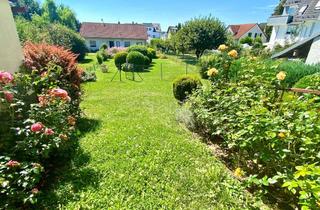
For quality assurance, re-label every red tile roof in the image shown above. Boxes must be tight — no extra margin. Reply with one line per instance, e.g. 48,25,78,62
80,22,148,40
228,24,257,39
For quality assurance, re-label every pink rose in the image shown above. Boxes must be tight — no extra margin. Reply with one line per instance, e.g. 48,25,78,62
0,71,14,84
50,88,69,100
44,128,54,136
4,91,14,103
31,188,39,194
31,122,44,132
6,160,20,168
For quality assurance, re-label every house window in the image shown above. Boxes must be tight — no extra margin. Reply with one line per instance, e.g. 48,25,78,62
152,35,156,38
299,5,308,15
316,1,320,10
254,33,258,38
116,41,121,47
89,40,97,48
248,33,252,37
124,41,130,47
260,33,262,37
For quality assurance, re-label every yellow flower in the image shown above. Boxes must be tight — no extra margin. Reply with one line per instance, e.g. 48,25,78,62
276,71,286,81
317,200,320,207
278,132,286,138
228,50,238,58
207,68,219,77
218,44,228,52
234,167,244,178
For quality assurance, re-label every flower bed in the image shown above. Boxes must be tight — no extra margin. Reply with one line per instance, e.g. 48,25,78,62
0,43,82,208
186,45,320,209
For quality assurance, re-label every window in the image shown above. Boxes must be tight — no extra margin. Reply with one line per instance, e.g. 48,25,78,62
254,33,258,38
248,32,252,37
316,1,320,9
152,35,156,38
116,41,121,47
299,5,308,15
124,41,130,47
260,33,262,37
89,40,97,48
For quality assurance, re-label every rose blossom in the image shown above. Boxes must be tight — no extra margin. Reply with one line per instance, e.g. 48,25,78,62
31,122,44,132
31,188,39,194
67,116,76,126
0,71,14,84
50,88,70,101
6,160,20,168
44,128,54,136
4,91,14,103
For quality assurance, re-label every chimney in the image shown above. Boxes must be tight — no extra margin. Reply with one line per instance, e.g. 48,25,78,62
118,21,120,24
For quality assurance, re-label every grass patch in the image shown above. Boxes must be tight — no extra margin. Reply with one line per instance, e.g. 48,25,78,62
39,55,266,209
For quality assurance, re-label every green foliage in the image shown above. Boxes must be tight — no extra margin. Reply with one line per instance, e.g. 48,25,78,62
198,54,221,79
100,43,108,51
294,73,320,90
42,0,59,23
150,38,166,52
240,36,254,45
279,61,320,87
273,0,286,15
114,52,128,69
13,0,42,20
144,56,151,66
96,49,109,65
147,48,157,59
173,75,202,102
126,51,146,71
173,16,227,58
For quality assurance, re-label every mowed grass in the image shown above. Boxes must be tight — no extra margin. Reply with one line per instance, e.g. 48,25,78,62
40,54,263,209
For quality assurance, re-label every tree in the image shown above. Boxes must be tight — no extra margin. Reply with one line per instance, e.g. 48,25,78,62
240,36,254,45
175,16,227,58
42,0,59,23
273,0,286,15
57,5,80,31
13,0,42,20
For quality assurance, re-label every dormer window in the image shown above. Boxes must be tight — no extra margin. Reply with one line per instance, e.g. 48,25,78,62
315,1,320,9
299,5,308,15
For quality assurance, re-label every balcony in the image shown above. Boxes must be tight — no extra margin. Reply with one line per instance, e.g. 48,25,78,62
267,15,293,26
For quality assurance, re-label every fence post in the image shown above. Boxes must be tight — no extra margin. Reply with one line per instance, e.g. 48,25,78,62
186,63,188,75
161,63,163,80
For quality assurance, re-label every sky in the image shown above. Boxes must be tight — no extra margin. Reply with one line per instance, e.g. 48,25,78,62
42,0,279,30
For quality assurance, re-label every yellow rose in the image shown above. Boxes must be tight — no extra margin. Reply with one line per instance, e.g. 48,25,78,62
207,68,219,77
218,44,228,52
234,167,244,178
228,50,238,58
278,132,286,138
277,71,286,81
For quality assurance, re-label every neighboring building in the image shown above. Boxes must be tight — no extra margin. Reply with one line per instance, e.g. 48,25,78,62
80,22,148,51
0,0,23,73
167,26,178,39
267,0,320,49
227,23,268,43
143,23,162,42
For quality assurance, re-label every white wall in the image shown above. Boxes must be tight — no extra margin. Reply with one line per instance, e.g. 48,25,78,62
85,38,146,51
239,25,268,43
0,0,23,73
306,36,320,65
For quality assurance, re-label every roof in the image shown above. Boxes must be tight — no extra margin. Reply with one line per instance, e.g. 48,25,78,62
271,32,320,59
291,0,320,22
80,22,148,40
228,24,257,39
143,23,161,31
167,26,178,33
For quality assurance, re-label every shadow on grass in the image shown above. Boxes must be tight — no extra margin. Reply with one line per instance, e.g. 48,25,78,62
36,117,102,209
79,58,94,64
178,54,198,66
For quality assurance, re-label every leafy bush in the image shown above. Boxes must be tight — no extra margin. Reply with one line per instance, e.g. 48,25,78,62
114,52,128,69
81,71,97,82
126,51,146,71
96,49,109,65
147,48,157,59
198,54,221,79
128,45,152,63
106,47,126,58
240,36,254,45
173,75,202,102
279,61,320,87
23,42,83,105
144,56,151,66
100,43,108,51
294,73,320,89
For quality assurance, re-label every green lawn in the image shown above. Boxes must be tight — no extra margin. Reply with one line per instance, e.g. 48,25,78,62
40,54,265,209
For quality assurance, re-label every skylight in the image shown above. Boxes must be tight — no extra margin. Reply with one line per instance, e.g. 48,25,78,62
316,1,320,10
299,5,308,14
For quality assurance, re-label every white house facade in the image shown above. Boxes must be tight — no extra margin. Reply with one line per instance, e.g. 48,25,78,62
227,24,268,43
80,22,148,51
143,23,162,42
267,0,320,49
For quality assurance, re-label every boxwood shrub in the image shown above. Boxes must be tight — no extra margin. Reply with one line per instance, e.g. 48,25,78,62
173,75,202,102
126,51,146,71
114,52,128,69
128,45,152,63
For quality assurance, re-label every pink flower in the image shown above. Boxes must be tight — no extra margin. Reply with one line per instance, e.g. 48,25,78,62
4,91,14,103
50,88,69,100
6,160,20,168
31,122,44,132
31,188,39,194
0,71,14,84
44,128,54,136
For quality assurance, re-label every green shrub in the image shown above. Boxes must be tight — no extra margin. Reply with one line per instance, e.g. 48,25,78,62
198,54,221,79
100,43,108,51
279,61,320,87
128,45,152,63
240,36,254,45
114,52,128,69
126,51,146,71
144,56,151,66
147,48,157,59
96,49,108,65
294,73,320,89
173,75,202,102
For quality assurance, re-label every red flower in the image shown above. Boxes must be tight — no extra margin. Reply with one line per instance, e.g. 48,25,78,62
0,71,14,84
6,160,20,168
31,122,44,132
44,128,54,136
4,91,13,103
50,88,69,99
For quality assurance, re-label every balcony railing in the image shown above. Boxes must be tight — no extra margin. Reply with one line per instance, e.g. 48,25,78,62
267,15,293,26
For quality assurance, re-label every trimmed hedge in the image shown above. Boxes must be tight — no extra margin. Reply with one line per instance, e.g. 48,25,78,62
294,73,320,89
173,75,202,102
126,51,146,71
114,52,128,69
128,45,152,63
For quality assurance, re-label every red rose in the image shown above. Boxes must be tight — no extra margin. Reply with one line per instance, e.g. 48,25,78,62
4,91,13,103
44,128,54,136
31,122,44,132
6,160,20,168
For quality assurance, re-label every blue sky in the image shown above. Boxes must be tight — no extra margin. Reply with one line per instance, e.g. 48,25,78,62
46,0,279,30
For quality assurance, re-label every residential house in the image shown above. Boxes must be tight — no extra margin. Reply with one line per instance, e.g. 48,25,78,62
267,0,320,49
167,26,178,39
227,23,268,43
143,23,162,42
80,22,148,51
